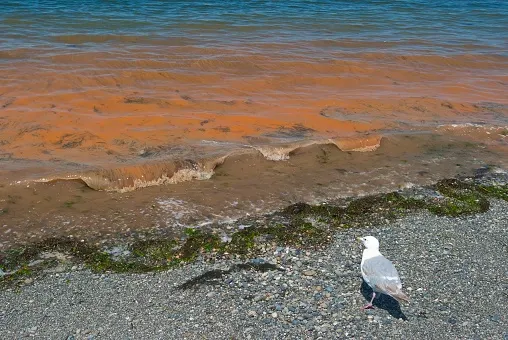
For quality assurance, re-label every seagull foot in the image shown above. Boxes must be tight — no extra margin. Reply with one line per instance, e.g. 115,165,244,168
361,303,374,310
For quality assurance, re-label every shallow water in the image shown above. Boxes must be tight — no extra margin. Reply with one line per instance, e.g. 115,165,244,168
0,1,507,245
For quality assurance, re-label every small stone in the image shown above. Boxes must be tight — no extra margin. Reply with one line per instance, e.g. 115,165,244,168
271,312,278,318
206,292,215,298
247,310,257,317
321,323,331,330
489,314,500,322
303,270,316,276
448,317,457,325
250,258,265,265
253,295,263,302
28,260,44,267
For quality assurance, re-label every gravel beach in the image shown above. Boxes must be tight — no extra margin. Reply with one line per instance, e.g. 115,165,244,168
1,198,507,339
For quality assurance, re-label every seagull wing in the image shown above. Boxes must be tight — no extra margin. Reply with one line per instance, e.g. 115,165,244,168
362,255,409,303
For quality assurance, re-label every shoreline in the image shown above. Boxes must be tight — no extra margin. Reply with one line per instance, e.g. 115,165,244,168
2,168,506,286
1,173,507,338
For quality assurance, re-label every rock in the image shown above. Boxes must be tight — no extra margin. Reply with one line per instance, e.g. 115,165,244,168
250,258,265,265
28,260,44,267
247,310,257,317
253,295,264,302
303,270,316,276
272,312,278,318
489,315,500,322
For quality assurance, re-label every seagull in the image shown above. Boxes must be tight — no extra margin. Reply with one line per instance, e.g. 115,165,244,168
359,236,409,309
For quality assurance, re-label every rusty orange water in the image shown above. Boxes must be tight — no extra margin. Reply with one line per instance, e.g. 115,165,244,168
1,42,508,248
1,48,507,183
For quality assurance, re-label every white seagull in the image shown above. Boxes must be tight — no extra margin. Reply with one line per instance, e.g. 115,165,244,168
359,236,409,309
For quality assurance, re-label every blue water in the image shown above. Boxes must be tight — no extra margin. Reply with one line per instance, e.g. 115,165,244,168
1,0,507,55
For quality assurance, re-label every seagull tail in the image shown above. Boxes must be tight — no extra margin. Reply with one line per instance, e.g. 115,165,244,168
392,291,410,304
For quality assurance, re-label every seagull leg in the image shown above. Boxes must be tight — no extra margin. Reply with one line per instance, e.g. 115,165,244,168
361,292,376,310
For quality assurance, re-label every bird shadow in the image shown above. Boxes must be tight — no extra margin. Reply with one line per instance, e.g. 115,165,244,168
360,280,408,320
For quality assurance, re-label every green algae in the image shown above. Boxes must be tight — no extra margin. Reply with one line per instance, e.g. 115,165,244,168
426,179,490,217
477,184,508,201
86,252,149,273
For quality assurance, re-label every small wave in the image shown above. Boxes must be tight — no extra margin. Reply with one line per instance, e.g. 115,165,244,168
254,135,382,160
32,136,382,192
52,34,151,45
436,123,508,138
36,158,225,192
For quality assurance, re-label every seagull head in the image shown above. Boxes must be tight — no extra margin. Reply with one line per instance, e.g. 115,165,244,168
359,236,379,250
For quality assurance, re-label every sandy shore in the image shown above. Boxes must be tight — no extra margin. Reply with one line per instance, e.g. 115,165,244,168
1,182,507,339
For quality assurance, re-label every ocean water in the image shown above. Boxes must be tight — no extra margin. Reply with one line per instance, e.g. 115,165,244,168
1,0,507,54
0,0,507,247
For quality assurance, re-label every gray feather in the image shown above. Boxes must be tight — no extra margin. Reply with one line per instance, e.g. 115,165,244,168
361,255,402,294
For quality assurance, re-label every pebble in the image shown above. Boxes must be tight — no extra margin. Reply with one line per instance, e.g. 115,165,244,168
253,295,263,302
303,270,316,276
